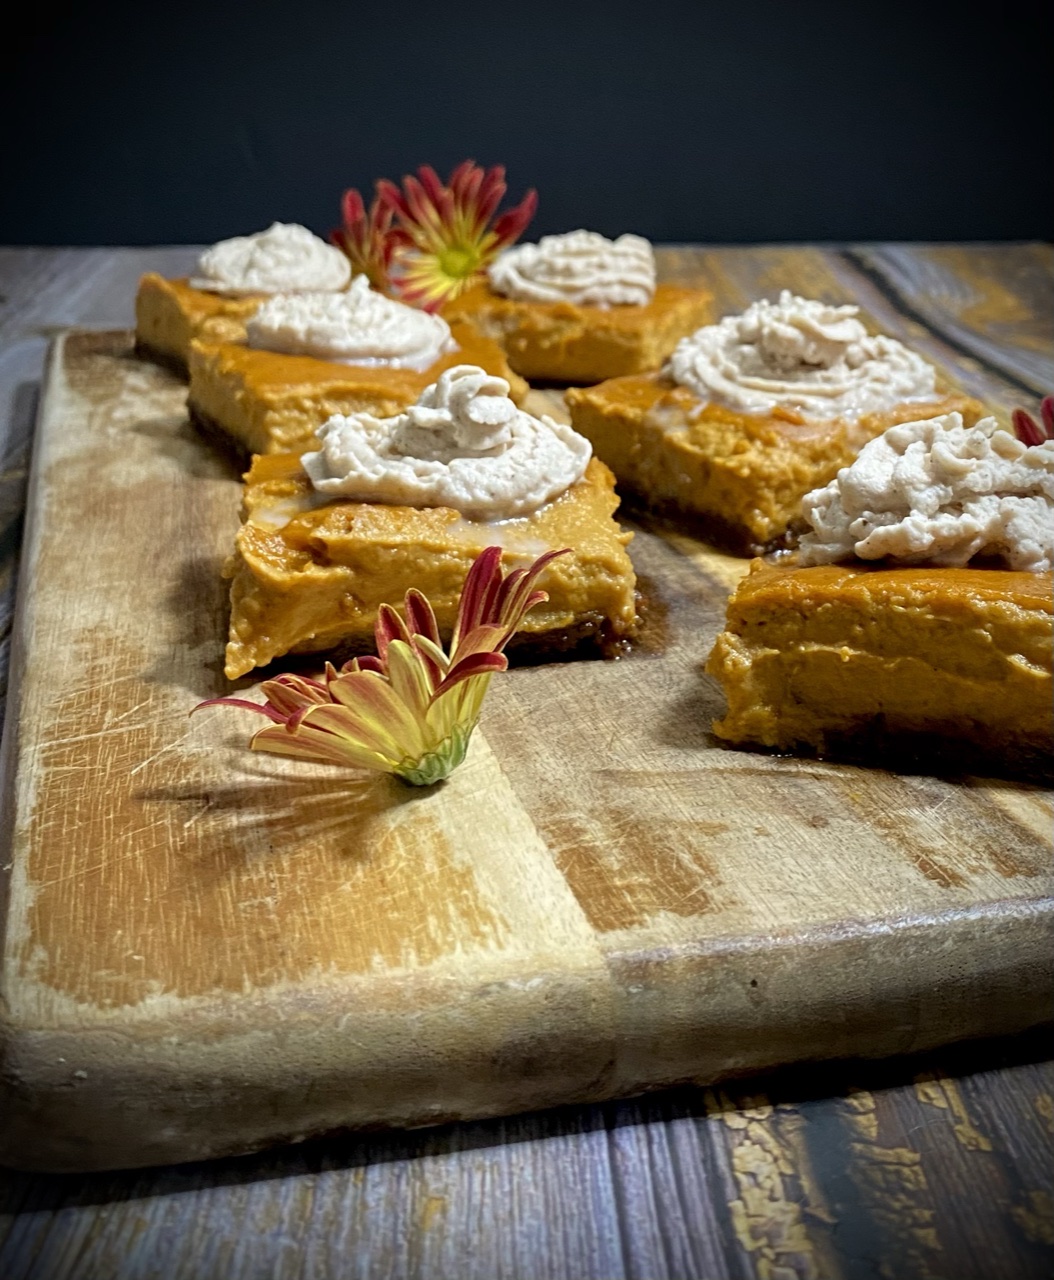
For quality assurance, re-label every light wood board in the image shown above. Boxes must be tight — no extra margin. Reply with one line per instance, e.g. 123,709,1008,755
0,325,1050,1174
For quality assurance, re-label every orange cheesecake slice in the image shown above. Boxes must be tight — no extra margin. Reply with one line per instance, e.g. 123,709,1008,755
443,282,714,384
134,274,266,377
567,378,985,553
187,322,528,459
706,560,1054,778
224,454,638,679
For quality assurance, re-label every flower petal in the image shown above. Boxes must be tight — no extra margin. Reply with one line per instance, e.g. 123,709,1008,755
193,696,284,723
448,622,507,664
355,655,386,675
375,603,411,662
331,186,399,292
412,634,450,675
492,189,539,249
384,639,434,721
451,546,503,650
496,549,567,622
341,187,366,227
321,672,429,758
300,700,407,762
405,588,441,647
432,650,507,699
1013,407,1045,447
250,721,393,772
260,674,330,716
426,675,491,742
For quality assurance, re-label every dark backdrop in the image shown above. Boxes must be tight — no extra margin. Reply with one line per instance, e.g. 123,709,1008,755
3,0,1052,246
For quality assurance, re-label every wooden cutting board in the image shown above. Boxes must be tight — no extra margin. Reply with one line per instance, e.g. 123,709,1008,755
1,327,1050,1174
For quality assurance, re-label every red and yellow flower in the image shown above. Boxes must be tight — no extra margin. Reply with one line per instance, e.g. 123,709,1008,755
332,161,536,310
197,547,565,786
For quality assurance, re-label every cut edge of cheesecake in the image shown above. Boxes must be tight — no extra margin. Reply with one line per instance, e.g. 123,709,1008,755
705,559,1054,782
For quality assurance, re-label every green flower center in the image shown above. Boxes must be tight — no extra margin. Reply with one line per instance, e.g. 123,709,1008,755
437,245,479,280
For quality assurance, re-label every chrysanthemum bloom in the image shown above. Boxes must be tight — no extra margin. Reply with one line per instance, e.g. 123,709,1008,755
376,161,537,311
196,546,566,786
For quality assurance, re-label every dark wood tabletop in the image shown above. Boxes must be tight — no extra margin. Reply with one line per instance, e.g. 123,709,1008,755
0,244,1051,1280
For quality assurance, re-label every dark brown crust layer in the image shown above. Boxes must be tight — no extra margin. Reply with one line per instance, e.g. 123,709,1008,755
505,613,633,662
187,402,254,468
409,615,626,663
619,492,797,557
710,718,1054,786
134,339,189,380
227,616,628,688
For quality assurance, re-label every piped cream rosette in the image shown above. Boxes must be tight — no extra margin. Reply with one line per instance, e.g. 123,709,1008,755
668,291,937,421
489,229,656,307
246,276,457,371
799,412,1054,571
302,365,593,521
191,222,351,295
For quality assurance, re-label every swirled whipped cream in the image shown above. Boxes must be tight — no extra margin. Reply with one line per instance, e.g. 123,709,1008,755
246,276,457,370
191,222,351,295
302,364,592,520
668,291,937,421
798,413,1054,571
488,230,656,307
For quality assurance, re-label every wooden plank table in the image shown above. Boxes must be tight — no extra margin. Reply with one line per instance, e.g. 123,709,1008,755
1,245,1052,1278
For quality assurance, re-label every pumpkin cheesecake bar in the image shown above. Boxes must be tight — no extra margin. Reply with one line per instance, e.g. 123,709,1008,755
706,412,1054,777
444,231,713,383
567,378,982,553
223,366,637,679
135,222,353,377
567,292,985,553
445,281,714,384
189,320,526,459
707,561,1053,776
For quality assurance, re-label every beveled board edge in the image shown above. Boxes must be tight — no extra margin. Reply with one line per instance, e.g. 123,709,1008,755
0,334,65,944
2,893,1050,1172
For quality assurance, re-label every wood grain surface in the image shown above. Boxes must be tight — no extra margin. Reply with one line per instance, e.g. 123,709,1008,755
0,246,1052,1278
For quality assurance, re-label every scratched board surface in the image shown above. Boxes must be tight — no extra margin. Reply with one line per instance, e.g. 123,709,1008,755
0,249,1051,1176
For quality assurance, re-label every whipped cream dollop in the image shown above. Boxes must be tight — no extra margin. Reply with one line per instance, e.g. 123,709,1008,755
302,364,592,520
488,229,656,307
798,413,1054,571
667,291,937,420
246,276,457,370
191,222,351,295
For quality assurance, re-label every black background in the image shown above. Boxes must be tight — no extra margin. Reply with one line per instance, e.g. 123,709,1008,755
3,0,1051,246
